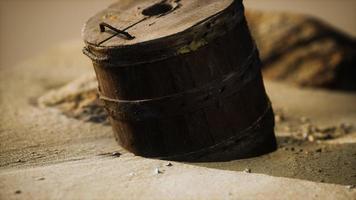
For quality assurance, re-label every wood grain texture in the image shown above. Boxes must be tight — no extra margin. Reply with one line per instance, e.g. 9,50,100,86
83,0,277,161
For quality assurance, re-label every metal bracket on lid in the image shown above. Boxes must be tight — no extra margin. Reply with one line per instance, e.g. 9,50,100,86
96,1,181,46
98,22,136,45
99,23,135,40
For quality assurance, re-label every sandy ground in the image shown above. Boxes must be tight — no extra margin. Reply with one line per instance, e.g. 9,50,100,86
0,40,355,199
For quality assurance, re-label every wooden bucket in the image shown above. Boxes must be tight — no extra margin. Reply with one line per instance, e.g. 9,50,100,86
83,0,277,161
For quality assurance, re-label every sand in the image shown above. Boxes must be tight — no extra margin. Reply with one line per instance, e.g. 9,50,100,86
0,40,355,199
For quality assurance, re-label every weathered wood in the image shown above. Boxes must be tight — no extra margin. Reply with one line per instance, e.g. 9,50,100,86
83,0,277,161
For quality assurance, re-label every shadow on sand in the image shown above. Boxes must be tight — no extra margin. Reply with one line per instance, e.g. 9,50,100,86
190,136,356,186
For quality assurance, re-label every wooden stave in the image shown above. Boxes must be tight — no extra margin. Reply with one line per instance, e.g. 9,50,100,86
85,1,277,160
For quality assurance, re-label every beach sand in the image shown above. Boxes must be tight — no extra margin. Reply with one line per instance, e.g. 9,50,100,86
0,40,355,199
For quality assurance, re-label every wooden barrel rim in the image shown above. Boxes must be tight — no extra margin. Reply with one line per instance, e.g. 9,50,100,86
83,0,244,66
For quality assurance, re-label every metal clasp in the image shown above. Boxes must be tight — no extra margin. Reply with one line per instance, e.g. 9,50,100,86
98,22,135,45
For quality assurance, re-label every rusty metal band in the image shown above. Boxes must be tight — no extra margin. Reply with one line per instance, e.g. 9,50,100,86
83,1,245,66
100,44,261,121
159,99,274,161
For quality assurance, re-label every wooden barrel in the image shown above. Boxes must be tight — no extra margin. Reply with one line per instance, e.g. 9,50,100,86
82,0,277,161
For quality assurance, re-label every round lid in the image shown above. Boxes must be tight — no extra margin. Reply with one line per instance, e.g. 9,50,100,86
82,0,242,65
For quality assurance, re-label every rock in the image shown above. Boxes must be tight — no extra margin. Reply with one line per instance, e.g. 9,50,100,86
38,74,108,124
154,168,162,175
296,122,353,142
246,10,356,91
274,114,284,123
346,185,355,190
308,135,315,142
243,168,251,173
338,123,353,134
111,152,122,157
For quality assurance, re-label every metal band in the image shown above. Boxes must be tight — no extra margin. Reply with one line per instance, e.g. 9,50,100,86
100,45,261,121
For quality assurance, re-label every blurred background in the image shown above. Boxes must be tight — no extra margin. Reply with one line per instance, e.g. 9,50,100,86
0,0,355,69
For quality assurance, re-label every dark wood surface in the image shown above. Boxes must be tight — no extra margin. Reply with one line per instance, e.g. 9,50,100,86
84,0,276,161
83,0,234,47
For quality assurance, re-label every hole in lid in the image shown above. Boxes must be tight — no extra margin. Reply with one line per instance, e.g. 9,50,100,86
142,2,173,16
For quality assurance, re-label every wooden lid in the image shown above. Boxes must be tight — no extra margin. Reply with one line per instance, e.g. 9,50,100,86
83,0,243,66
